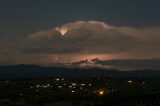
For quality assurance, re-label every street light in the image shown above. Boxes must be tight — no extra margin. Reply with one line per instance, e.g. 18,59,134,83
99,90,104,96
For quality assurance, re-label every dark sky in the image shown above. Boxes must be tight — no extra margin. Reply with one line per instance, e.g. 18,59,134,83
0,0,160,65
1,0,160,38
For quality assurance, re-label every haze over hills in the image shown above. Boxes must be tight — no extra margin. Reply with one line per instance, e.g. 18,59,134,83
0,58,160,78
68,58,160,71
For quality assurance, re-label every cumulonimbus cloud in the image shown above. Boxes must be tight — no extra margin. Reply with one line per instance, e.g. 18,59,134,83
1,20,160,65
27,20,142,54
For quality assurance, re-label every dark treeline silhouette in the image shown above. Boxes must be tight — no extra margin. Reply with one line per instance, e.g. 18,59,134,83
0,64,160,78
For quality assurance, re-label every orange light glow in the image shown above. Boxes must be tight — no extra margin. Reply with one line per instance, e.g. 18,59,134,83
99,90,104,96
56,27,68,36
73,54,112,62
49,54,116,63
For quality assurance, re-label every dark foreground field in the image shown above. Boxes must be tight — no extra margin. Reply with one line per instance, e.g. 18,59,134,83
0,77,160,106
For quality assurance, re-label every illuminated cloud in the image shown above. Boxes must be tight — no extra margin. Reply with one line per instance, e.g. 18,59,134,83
0,20,160,65
28,20,140,55
55,27,68,36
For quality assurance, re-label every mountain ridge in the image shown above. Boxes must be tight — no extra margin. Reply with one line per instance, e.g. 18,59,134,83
0,64,160,79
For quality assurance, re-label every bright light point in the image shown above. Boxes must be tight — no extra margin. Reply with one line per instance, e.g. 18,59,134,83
99,90,104,96
36,85,40,88
128,80,133,84
71,90,75,93
58,86,62,88
56,27,68,36
72,83,77,86
56,78,60,81
80,84,85,86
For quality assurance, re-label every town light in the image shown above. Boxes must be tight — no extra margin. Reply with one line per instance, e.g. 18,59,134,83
71,90,75,93
128,80,133,84
56,78,60,81
72,83,77,86
99,90,104,96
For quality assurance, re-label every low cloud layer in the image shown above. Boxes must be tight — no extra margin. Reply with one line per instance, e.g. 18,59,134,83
0,20,160,65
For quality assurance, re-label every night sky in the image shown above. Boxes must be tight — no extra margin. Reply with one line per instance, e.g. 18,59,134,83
0,0,160,65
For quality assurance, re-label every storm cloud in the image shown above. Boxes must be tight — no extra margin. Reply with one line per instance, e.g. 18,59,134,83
0,20,160,65
27,21,141,54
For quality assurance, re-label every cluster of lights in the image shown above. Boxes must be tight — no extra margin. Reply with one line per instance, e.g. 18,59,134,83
55,78,65,81
25,78,151,97
35,84,51,88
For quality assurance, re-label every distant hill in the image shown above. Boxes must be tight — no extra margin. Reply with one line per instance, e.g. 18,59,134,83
0,64,160,79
